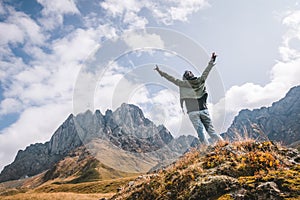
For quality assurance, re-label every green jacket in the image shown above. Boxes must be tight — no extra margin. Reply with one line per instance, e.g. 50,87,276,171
156,61,215,105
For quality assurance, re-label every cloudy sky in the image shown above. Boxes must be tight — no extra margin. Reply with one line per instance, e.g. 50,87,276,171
1,0,300,172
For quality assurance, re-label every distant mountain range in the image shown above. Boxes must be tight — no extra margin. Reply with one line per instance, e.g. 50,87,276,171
222,85,300,146
0,103,197,183
0,85,299,184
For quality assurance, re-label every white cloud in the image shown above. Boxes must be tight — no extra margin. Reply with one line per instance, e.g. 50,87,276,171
6,10,46,45
38,12,64,31
37,0,79,15
282,10,300,28
123,11,148,30
100,0,209,26
37,0,80,30
100,0,148,30
170,0,209,21
1,26,100,108
15,66,49,85
271,59,300,85
0,23,24,45
123,31,165,50
52,28,99,63
0,56,27,85
0,7,45,46
0,98,22,115
151,0,209,24
100,0,143,17
280,10,300,61
82,15,118,39
3,61,80,109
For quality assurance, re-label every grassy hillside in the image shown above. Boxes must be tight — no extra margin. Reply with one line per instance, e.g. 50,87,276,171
1,140,299,200
0,192,112,200
111,140,300,200
43,146,139,184
0,176,138,200
0,146,140,200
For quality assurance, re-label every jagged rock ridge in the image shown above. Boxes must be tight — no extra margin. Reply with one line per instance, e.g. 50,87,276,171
222,85,300,145
0,103,196,183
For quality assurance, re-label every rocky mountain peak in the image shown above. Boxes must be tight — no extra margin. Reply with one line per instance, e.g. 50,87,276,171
0,103,195,183
222,85,300,145
270,85,300,115
49,113,83,155
113,103,150,127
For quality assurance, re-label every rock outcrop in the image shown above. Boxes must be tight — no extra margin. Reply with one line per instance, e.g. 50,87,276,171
110,141,300,200
222,85,300,146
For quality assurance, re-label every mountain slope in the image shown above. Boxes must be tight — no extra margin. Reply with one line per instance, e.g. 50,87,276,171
111,140,300,200
0,114,83,183
0,103,197,183
41,146,138,184
222,85,300,145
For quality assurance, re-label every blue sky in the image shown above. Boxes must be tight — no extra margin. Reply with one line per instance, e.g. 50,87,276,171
1,0,300,172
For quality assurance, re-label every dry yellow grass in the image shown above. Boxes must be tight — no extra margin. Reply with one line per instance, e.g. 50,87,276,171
1,175,139,200
1,192,114,200
35,176,138,194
